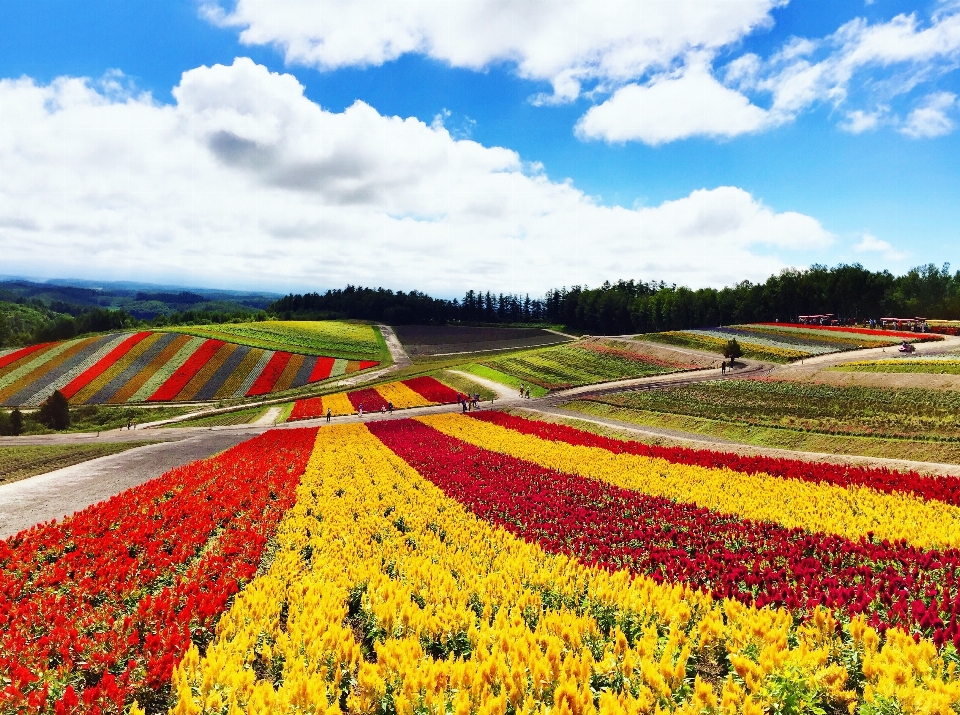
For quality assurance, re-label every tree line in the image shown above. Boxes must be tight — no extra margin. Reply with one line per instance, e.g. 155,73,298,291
271,263,960,333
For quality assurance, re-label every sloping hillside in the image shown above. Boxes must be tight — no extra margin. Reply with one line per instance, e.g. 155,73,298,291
0,328,379,406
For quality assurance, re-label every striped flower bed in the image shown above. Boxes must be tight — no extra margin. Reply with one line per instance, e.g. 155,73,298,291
0,332,380,406
7,415,959,713
288,376,461,420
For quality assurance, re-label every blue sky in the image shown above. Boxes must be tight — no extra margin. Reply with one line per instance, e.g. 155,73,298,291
2,1,959,296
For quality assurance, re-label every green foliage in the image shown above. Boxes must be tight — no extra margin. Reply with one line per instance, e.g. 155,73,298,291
432,371,496,401
723,339,743,361
37,390,70,430
161,320,385,360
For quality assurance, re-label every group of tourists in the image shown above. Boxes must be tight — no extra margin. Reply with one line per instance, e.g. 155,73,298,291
518,384,532,399
355,401,395,419
459,393,481,412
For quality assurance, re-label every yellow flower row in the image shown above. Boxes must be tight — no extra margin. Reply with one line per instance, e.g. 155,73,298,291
419,413,960,551
318,381,438,417
167,423,959,714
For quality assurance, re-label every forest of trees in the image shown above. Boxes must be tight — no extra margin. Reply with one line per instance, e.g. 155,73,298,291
271,263,960,334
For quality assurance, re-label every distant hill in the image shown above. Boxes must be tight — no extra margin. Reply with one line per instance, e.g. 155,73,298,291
0,278,280,319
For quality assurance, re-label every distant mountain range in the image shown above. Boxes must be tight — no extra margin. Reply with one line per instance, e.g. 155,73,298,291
0,277,281,319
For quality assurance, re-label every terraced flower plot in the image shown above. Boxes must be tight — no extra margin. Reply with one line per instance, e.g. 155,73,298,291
165,320,386,361
6,414,960,713
642,322,941,362
0,330,379,407
833,357,960,374
576,378,960,442
472,339,701,391
288,376,461,420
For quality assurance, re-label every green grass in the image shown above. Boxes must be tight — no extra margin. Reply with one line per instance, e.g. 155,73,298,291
575,379,960,442
165,405,269,428
14,404,197,435
478,343,681,390
0,442,156,485
160,320,387,360
432,370,496,401
830,360,960,374
459,364,550,397
562,400,960,465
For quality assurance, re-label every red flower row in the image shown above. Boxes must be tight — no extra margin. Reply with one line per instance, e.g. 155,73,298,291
469,411,960,506
402,376,461,403
0,428,317,714
369,418,960,647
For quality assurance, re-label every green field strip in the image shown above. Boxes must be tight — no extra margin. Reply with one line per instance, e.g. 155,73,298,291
0,442,157,485
459,364,549,397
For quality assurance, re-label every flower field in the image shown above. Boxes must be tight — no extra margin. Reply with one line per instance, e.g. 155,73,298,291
7,412,960,713
833,358,960,374
476,340,699,391
642,324,941,363
0,331,380,407
0,428,318,713
163,321,386,361
288,376,461,420
579,378,960,441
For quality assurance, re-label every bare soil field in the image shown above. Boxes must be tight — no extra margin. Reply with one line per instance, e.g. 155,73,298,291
394,325,570,357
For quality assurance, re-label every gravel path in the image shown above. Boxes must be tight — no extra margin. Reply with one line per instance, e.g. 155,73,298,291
0,431,254,539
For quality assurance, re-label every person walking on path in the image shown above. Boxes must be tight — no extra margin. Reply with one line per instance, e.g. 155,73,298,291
388,401,394,414
721,361,726,375
358,404,364,417
326,408,332,423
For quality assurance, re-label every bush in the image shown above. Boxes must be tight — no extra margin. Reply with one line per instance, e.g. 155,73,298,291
723,339,743,362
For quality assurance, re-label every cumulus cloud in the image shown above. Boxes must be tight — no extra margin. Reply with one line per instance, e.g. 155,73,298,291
901,91,956,138
202,0,782,102
854,233,907,260
750,10,960,135
575,55,774,144
0,59,833,294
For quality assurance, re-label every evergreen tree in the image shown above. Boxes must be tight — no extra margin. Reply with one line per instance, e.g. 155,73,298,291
37,390,70,430
10,408,23,436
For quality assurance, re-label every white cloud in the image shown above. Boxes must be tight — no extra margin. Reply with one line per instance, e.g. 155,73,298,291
854,233,907,260
575,56,773,144
202,0,782,102
901,91,956,137
839,108,884,133
753,10,960,133
0,59,833,294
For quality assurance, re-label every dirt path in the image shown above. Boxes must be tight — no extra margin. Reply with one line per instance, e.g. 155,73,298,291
253,406,282,425
0,431,253,539
377,324,412,369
